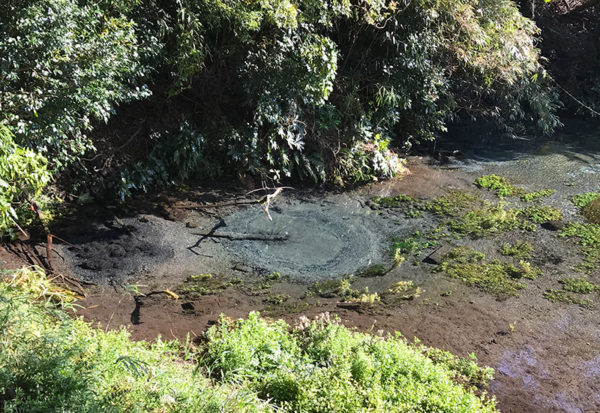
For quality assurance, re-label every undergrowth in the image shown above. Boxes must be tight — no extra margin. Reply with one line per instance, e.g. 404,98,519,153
0,268,498,412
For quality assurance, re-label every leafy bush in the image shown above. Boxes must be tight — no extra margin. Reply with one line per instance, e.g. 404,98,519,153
204,312,497,412
0,125,52,238
0,267,268,412
1,0,560,194
0,0,156,170
1,268,497,412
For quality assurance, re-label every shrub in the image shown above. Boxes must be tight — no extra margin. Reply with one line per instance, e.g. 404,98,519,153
0,125,52,238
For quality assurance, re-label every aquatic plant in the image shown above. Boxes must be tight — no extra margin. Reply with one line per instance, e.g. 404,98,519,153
543,289,593,308
572,192,600,209
474,175,524,198
499,241,534,259
560,223,600,273
522,205,563,224
520,189,556,202
204,312,497,412
561,278,599,294
436,246,540,299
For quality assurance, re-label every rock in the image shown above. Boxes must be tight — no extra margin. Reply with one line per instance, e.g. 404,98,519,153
423,243,455,265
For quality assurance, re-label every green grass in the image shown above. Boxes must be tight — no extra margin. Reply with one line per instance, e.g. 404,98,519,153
0,268,267,412
436,246,540,299
0,268,498,413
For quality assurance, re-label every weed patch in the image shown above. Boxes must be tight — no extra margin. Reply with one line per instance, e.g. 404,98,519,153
522,205,563,224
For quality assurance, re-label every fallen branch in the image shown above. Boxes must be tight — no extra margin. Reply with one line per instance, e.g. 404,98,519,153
191,231,288,241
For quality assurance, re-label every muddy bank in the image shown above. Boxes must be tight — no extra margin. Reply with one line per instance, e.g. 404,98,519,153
8,136,600,413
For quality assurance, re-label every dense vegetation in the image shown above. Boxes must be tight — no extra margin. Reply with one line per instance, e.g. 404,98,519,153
0,0,568,235
0,268,497,412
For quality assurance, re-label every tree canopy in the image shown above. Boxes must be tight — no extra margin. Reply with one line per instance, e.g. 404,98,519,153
0,0,567,235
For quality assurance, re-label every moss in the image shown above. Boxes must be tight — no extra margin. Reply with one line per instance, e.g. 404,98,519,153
188,273,213,281
520,189,556,202
560,223,600,273
423,190,481,217
390,232,437,260
499,241,534,259
522,205,563,224
372,194,415,207
310,277,359,299
436,246,540,300
583,198,600,224
263,294,291,305
560,278,599,293
474,175,524,198
360,264,388,277
543,289,593,308
572,192,600,209
448,202,523,238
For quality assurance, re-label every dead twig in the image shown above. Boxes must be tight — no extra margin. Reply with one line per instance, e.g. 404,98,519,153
190,231,288,241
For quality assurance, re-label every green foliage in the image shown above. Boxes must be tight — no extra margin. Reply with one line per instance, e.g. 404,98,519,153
1,267,498,412
0,0,560,194
474,175,524,198
0,0,156,171
543,289,593,308
520,189,555,202
561,278,599,294
449,202,524,238
423,190,481,217
522,205,563,224
372,194,415,208
436,246,540,299
572,192,600,209
499,241,534,259
560,223,600,273
0,268,267,412
0,125,52,238
203,312,497,412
